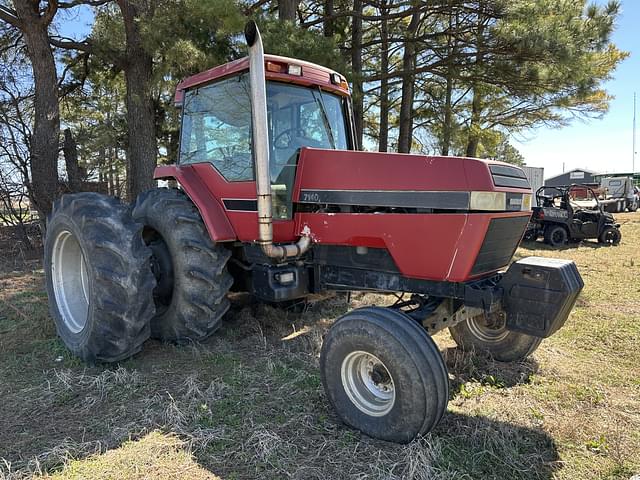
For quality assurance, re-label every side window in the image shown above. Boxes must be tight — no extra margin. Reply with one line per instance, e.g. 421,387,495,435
180,75,253,181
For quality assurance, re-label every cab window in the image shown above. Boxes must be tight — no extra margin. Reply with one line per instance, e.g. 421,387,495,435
180,75,253,181
267,82,349,219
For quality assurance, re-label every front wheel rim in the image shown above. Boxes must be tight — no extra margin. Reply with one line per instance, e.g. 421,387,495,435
51,230,90,333
341,351,395,417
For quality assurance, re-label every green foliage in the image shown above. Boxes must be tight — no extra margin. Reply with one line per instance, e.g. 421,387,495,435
258,19,347,77
60,0,245,178
41,0,630,183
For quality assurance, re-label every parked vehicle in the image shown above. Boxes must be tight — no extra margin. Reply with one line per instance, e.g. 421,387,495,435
525,184,621,246
43,22,584,443
598,176,639,213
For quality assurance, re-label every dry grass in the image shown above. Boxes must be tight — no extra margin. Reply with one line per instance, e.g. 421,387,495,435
39,431,221,480
1,213,639,479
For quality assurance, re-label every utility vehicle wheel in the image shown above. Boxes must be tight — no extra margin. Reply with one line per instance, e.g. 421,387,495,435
544,225,568,247
449,311,541,362
628,203,638,212
522,229,538,242
132,188,233,342
598,227,621,246
320,307,448,443
44,193,155,363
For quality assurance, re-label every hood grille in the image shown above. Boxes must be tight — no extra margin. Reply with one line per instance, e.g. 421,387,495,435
489,165,530,189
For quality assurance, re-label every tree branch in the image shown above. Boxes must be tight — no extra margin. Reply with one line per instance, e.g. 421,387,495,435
58,0,112,7
49,36,93,53
41,0,59,27
0,4,21,28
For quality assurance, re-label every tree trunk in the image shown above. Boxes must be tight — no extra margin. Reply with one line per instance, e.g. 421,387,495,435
378,1,389,152
13,1,60,219
323,0,334,37
117,0,157,201
465,2,486,158
441,8,456,156
351,0,364,149
397,4,421,153
465,86,482,157
278,0,299,21
441,74,453,156
63,128,83,191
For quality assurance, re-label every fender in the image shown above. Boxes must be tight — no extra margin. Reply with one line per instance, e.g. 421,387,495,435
154,165,237,242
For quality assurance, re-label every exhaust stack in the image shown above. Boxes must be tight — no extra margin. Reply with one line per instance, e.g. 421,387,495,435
244,21,311,260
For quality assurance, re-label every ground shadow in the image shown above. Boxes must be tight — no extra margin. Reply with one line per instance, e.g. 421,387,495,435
430,411,560,479
443,345,540,394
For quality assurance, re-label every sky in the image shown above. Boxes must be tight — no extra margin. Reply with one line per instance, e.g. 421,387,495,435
512,0,639,178
58,1,638,180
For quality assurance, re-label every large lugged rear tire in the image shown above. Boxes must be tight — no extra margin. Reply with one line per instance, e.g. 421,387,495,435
320,307,449,443
132,188,233,342
449,311,541,362
44,193,155,363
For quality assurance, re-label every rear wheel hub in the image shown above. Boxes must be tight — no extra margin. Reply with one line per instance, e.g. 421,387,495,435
51,230,90,333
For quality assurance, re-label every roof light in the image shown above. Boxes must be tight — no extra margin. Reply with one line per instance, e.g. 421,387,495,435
330,73,341,85
266,61,285,73
287,64,302,76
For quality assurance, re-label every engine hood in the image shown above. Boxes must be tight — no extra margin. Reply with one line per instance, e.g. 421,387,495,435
293,148,532,213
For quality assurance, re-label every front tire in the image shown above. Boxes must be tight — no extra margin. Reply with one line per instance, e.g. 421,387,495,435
598,226,621,245
44,193,155,363
449,311,541,362
320,307,448,443
132,188,233,342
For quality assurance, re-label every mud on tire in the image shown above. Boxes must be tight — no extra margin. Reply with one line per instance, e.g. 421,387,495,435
132,188,233,342
44,193,155,363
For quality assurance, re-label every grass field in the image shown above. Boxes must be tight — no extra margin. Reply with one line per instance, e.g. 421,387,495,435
1,213,639,480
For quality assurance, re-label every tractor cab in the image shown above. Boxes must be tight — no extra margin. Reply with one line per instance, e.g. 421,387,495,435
175,55,354,220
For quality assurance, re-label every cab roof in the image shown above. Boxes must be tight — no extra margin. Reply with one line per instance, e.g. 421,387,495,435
174,54,350,106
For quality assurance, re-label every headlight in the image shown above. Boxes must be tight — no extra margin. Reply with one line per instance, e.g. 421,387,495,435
470,191,506,211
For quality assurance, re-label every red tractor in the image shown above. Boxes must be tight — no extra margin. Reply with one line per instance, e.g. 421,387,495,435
44,22,583,443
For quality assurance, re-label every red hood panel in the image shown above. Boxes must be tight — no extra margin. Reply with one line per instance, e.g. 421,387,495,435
293,148,526,197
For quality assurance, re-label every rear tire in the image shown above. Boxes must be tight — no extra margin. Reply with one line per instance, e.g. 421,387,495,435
132,188,233,342
44,193,155,363
449,311,541,362
320,307,448,443
544,225,568,247
598,226,621,245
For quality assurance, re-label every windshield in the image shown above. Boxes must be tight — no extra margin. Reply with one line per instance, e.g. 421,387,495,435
267,81,349,219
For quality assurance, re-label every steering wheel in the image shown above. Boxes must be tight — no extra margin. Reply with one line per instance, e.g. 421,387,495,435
274,127,306,149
